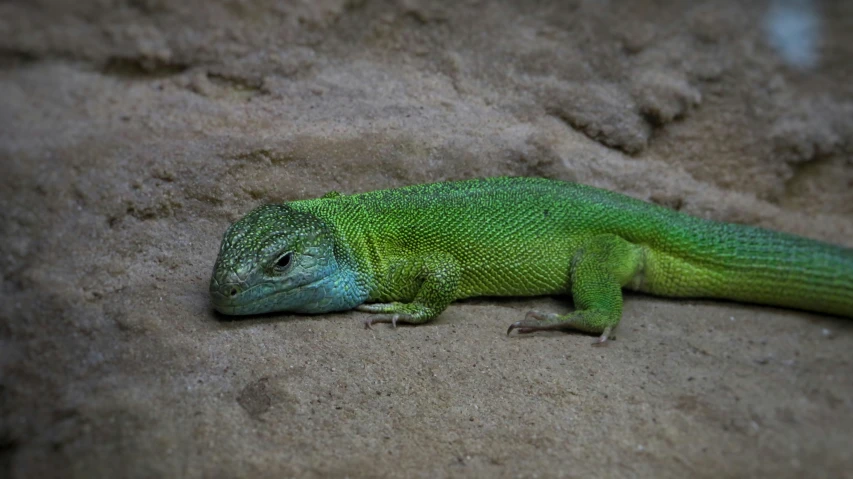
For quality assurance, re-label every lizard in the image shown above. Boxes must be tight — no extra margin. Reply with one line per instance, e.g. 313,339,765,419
209,177,853,343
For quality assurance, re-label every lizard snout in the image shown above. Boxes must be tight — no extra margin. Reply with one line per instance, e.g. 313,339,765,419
209,272,248,314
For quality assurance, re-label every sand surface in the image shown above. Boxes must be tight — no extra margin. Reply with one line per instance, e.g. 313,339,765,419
2,1,853,477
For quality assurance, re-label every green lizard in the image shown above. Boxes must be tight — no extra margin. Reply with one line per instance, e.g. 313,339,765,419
209,177,853,343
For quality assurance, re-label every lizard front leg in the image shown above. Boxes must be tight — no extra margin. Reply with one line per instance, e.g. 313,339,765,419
360,254,461,328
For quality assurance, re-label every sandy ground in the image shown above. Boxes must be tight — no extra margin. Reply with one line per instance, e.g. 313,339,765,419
2,1,853,477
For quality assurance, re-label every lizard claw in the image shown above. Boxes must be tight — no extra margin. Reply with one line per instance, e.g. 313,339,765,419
506,321,534,335
506,310,552,335
591,327,612,346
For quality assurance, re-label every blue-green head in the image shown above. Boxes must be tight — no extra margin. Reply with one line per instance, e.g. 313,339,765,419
209,204,365,315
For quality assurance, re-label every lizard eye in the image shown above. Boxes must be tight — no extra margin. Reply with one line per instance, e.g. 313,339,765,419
273,252,293,272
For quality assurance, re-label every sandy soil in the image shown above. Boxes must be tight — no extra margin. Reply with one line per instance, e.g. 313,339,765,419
2,1,853,477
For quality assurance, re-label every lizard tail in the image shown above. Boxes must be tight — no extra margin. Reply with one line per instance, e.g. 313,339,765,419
638,219,853,319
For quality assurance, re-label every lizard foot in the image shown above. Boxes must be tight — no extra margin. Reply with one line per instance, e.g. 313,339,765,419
507,310,613,345
363,313,415,329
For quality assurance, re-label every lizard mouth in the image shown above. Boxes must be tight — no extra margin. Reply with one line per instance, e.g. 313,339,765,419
209,291,243,315
209,276,329,315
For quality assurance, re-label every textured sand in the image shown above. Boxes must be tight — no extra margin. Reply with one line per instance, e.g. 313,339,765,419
2,1,853,477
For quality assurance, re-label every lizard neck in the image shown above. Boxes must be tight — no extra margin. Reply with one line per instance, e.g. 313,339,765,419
289,197,377,312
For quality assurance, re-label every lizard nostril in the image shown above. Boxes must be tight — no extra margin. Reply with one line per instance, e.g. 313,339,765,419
229,288,238,297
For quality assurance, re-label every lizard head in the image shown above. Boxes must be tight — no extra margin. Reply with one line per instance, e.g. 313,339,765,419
209,204,342,315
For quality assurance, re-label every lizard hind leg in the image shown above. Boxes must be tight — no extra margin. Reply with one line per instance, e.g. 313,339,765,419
506,234,644,344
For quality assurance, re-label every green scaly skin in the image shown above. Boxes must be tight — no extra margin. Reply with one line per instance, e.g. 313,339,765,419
210,177,853,343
